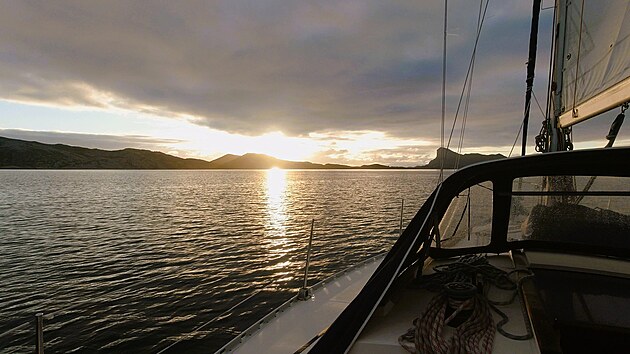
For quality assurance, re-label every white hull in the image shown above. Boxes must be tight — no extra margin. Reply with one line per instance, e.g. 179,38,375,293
216,254,384,354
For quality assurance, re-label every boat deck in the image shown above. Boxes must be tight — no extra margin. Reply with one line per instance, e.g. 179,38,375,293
217,254,384,354
350,254,540,354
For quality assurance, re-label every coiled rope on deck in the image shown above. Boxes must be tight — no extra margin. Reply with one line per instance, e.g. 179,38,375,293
399,290,494,354
399,255,533,353
418,254,515,293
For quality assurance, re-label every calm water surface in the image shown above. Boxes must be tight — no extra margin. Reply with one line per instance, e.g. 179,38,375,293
0,169,439,353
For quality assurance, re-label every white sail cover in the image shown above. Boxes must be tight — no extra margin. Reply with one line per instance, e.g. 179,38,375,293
558,0,630,127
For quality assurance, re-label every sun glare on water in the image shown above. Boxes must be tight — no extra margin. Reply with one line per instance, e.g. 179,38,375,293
264,167,296,272
265,167,288,237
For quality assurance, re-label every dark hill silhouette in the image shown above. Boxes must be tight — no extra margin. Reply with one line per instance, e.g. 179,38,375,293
0,136,214,169
359,163,391,169
207,153,240,166
423,147,505,169
211,153,321,169
1,136,504,169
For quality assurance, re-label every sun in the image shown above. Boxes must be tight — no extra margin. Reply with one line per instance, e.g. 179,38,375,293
164,125,320,162
250,132,319,161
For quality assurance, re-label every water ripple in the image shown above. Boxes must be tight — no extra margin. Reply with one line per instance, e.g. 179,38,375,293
0,169,438,352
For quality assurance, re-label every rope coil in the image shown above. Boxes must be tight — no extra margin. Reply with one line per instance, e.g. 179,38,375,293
399,291,494,354
400,255,533,353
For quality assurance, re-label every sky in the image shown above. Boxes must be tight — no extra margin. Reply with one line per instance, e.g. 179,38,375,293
0,0,627,166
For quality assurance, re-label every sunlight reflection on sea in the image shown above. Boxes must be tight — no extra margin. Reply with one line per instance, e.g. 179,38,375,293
0,169,439,353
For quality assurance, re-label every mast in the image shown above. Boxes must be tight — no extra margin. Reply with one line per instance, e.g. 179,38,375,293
522,0,542,156
537,0,575,204
549,0,569,152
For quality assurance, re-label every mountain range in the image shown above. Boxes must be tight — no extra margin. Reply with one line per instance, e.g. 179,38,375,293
0,136,505,169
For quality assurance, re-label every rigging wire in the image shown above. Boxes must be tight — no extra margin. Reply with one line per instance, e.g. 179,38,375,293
534,5,557,137
438,0,487,246
439,0,448,183
456,63,475,168
571,0,586,117
575,103,627,204
156,279,275,353
455,0,484,168
534,0,557,154
532,91,546,118
509,91,546,157
446,0,489,149
544,3,556,122
444,0,490,169
508,107,527,157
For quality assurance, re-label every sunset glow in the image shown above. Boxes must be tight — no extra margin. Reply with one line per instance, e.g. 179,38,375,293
1,0,622,167
161,124,321,162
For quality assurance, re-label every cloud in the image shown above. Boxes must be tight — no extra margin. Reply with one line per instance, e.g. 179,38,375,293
3,0,619,160
308,130,434,166
0,0,562,152
0,129,179,151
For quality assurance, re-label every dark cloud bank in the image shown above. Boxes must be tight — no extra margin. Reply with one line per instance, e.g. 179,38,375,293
0,0,618,152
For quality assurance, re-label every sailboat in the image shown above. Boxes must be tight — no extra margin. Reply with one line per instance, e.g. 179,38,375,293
217,0,630,353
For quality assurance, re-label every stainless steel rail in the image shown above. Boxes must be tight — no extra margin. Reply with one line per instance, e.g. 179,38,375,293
298,219,315,301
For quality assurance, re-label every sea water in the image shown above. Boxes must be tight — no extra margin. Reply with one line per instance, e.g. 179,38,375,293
0,169,438,353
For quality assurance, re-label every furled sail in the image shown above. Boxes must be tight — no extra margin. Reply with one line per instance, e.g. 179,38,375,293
556,0,630,127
